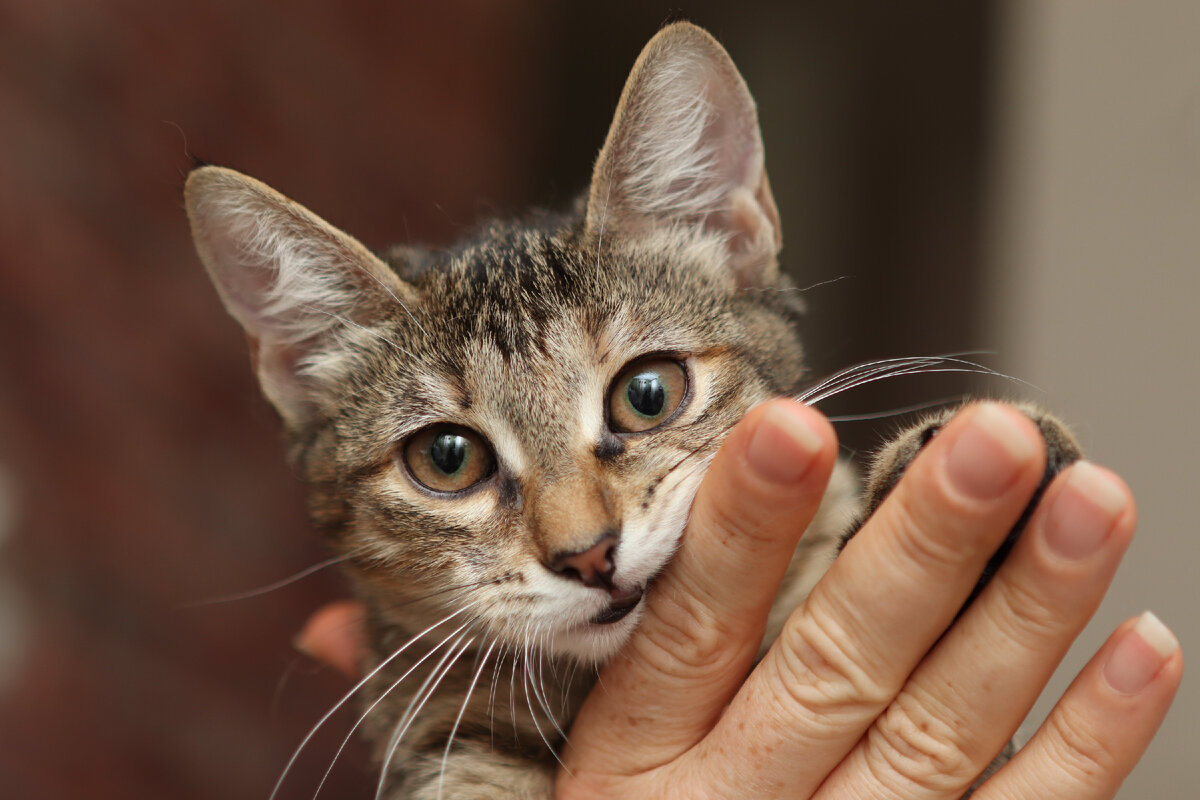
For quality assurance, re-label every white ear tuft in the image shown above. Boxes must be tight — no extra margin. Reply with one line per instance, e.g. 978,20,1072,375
586,23,781,286
185,166,415,426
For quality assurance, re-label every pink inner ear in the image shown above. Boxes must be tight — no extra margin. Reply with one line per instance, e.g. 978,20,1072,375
191,189,292,340
254,339,320,423
585,26,782,285
210,234,284,334
187,166,411,428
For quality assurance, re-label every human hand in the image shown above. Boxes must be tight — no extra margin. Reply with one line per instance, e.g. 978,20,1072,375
297,400,1182,799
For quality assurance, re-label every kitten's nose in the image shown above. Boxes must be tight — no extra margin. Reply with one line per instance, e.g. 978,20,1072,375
546,532,617,589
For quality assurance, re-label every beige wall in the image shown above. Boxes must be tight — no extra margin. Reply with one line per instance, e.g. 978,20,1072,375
989,2,1198,795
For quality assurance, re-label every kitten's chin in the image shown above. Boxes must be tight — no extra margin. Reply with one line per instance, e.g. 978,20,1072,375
589,585,644,625
552,600,646,664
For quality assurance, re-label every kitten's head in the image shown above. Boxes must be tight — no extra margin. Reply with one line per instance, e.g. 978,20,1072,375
186,23,804,663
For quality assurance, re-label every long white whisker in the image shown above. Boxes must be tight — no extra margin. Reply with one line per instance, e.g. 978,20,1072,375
826,396,960,423
560,658,581,719
798,355,1032,408
269,604,474,800
509,646,520,743
487,645,508,751
804,364,1019,408
375,635,476,800
803,365,958,407
521,632,569,772
795,353,996,404
436,638,499,800
795,358,904,404
796,356,947,404
801,361,948,406
312,611,480,800
181,553,353,608
530,632,567,742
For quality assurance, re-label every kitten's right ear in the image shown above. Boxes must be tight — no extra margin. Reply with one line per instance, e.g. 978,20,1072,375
585,23,781,287
185,166,417,428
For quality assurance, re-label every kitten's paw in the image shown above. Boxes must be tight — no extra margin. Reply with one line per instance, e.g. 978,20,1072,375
842,401,1082,606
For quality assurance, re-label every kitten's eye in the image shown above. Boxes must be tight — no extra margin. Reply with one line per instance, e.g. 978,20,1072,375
608,357,688,433
402,425,494,493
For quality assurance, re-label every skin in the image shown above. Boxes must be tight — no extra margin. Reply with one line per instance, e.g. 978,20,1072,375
296,401,1182,799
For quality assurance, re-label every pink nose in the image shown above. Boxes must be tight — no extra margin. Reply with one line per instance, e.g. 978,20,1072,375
546,533,617,589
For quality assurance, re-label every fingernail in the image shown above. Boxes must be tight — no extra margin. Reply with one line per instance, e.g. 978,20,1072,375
746,402,824,484
1104,611,1179,695
1043,461,1125,559
944,403,1038,499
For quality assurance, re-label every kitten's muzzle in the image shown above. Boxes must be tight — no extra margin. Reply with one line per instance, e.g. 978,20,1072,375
546,530,644,624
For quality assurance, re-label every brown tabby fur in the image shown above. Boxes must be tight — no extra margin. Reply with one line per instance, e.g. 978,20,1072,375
185,22,1077,800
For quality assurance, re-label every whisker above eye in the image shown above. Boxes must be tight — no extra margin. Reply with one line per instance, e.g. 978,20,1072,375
796,353,1036,407
825,396,962,423
795,353,989,402
645,354,1032,495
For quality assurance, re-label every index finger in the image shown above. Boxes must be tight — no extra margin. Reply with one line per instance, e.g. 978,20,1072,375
561,399,838,783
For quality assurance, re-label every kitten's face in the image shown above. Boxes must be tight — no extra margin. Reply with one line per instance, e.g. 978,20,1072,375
301,228,802,662
186,23,797,663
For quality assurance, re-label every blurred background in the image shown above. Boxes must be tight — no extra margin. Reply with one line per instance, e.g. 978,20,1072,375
0,1,1194,797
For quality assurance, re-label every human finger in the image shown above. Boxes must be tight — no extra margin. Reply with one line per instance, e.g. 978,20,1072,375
295,600,368,679
695,402,1046,797
975,612,1182,800
820,461,1136,798
560,399,838,784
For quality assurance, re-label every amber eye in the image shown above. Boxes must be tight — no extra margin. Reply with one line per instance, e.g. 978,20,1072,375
608,357,688,433
402,425,495,493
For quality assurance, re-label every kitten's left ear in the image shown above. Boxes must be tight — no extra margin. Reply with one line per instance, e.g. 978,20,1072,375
585,22,781,287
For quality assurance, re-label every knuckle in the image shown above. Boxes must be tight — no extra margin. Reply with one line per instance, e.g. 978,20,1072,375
700,479,796,547
702,491,764,543
865,692,977,793
638,592,741,678
772,607,894,728
1042,703,1118,786
985,572,1066,644
881,489,966,573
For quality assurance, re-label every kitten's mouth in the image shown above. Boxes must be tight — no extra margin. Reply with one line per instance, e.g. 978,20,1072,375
590,585,644,625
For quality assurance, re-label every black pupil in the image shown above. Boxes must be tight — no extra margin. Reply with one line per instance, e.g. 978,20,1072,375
627,372,666,417
429,432,467,475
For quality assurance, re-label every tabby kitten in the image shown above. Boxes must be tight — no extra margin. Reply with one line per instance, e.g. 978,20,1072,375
185,22,1076,800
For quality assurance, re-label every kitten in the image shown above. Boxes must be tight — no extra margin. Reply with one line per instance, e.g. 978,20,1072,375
185,22,1077,800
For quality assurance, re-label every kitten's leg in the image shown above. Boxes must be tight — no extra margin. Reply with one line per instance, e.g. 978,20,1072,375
840,401,1081,797
842,401,1081,606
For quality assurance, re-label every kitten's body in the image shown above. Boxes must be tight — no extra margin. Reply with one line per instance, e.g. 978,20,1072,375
186,23,1075,799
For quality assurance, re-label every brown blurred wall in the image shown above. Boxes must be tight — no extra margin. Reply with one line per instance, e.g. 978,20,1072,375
0,2,992,797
